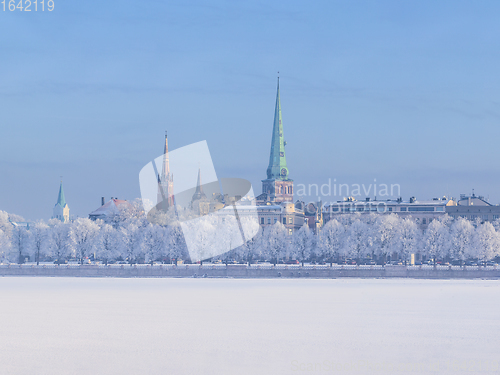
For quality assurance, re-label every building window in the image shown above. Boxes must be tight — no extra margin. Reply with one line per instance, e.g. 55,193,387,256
260,217,264,225
408,207,434,212
400,207,407,212
422,218,427,224
471,215,477,220
494,215,499,220
482,215,488,221
267,218,271,224
282,217,286,225
274,217,277,224
388,207,393,212
288,229,293,235
288,217,293,224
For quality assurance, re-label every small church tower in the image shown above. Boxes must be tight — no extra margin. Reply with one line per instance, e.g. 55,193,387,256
259,78,293,204
52,180,70,222
190,168,209,215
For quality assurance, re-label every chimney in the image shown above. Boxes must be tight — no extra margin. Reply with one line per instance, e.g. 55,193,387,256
101,197,105,206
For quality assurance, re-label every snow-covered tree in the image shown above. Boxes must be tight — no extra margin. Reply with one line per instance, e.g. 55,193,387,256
69,218,100,264
143,224,167,264
10,225,30,263
165,224,187,263
393,218,420,264
215,216,258,264
344,219,372,262
96,223,121,265
233,217,261,264
120,219,145,264
214,216,245,262
291,224,314,265
31,221,49,265
0,210,12,238
182,216,217,263
450,217,474,263
115,198,146,226
0,211,12,263
373,214,400,263
248,226,265,262
472,222,500,264
422,218,451,265
0,228,10,263
337,213,362,227
318,219,345,264
48,219,71,264
491,218,500,232
263,222,288,265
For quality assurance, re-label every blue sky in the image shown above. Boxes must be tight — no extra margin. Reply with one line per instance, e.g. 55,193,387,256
1,0,500,220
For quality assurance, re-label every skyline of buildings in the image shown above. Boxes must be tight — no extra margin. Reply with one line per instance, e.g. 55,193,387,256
42,79,500,233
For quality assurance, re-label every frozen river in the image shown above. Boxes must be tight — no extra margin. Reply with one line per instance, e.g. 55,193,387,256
0,278,499,375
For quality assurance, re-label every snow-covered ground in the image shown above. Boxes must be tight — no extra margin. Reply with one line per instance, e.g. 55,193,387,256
0,278,498,375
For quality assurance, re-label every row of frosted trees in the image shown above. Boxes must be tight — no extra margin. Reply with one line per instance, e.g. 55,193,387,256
244,213,500,265
314,214,500,265
1,209,500,265
0,209,187,265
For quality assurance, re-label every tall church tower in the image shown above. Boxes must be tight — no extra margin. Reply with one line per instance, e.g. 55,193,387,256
157,131,175,210
52,180,70,222
260,78,293,204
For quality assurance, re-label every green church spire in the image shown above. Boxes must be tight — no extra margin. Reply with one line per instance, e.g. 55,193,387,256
57,181,66,208
266,78,289,180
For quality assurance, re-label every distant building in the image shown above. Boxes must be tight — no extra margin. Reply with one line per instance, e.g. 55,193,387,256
298,201,323,233
9,221,31,230
256,203,306,234
89,197,131,222
446,193,500,222
323,196,455,228
52,181,70,223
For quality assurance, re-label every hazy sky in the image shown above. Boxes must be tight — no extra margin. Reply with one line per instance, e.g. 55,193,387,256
2,0,500,220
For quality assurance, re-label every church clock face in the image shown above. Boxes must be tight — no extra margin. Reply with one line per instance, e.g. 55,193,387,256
281,168,287,176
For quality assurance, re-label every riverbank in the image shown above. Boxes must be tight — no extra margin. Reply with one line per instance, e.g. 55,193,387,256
1,264,500,279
